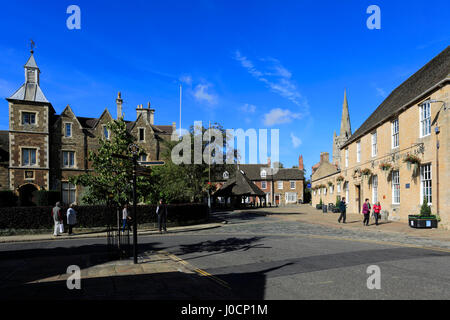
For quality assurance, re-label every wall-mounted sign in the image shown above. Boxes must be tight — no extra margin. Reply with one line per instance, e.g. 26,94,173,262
24,171,34,180
405,183,410,189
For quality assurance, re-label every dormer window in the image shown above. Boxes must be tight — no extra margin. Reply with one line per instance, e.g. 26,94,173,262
223,171,229,180
65,123,72,137
22,112,36,125
139,128,145,141
103,126,110,140
260,170,267,178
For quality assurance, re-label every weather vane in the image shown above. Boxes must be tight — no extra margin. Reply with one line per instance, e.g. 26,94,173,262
30,39,35,53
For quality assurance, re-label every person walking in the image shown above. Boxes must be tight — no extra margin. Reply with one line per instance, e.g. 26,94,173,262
362,198,371,226
52,202,63,236
122,204,131,232
338,197,347,223
67,203,77,235
373,201,381,226
156,199,168,233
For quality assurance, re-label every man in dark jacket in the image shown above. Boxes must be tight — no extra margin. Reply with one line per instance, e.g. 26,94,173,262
156,199,168,233
338,197,347,223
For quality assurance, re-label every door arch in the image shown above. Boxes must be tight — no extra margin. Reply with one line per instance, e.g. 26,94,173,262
18,183,39,206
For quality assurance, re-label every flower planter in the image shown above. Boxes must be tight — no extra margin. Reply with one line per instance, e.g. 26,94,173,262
408,215,438,229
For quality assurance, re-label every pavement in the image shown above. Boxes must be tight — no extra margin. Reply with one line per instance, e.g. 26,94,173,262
0,222,224,244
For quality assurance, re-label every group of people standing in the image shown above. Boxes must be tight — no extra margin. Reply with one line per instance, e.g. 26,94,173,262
337,197,382,226
52,202,77,236
121,199,168,234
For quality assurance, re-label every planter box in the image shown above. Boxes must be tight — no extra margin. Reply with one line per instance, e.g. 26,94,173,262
408,216,438,229
316,204,322,210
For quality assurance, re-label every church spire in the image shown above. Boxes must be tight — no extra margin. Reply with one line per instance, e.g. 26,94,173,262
339,89,351,139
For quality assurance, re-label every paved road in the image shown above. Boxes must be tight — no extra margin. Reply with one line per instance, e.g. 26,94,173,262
1,210,449,299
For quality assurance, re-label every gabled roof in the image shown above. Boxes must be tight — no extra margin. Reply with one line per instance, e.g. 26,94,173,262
342,46,450,148
214,169,266,197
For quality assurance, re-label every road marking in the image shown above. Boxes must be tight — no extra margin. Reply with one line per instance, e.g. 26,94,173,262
158,250,231,290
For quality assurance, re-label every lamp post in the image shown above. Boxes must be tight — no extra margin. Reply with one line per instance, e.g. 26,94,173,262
129,144,140,264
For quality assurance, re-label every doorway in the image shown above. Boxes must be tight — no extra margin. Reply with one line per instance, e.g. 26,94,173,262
18,184,38,206
355,185,361,214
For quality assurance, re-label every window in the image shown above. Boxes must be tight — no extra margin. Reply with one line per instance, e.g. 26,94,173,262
372,175,378,204
356,141,361,163
223,171,229,179
260,170,267,178
420,164,432,205
330,185,334,194
138,154,147,162
324,187,327,195
318,188,321,195
345,148,349,167
286,192,297,203
392,119,399,148
103,126,110,140
22,112,36,125
65,123,72,137
392,170,400,204
344,182,349,202
337,183,341,193
278,181,283,189
261,181,267,189
62,182,76,205
290,181,296,189
63,151,75,168
22,148,36,166
313,190,316,196
139,128,145,141
420,102,431,137
371,132,377,157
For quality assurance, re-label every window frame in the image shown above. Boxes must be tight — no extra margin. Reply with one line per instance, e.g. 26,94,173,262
420,163,432,205
64,122,72,138
392,170,400,204
22,148,37,167
392,119,399,149
290,181,296,189
62,182,77,205
62,151,75,168
277,181,283,190
371,132,377,157
22,112,36,125
356,141,361,163
261,181,267,189
138,128,145,142
372,175,378,204
419,102,431,138
345,148,349,167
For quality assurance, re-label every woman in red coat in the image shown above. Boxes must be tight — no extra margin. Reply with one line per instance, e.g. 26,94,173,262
373,202,381,226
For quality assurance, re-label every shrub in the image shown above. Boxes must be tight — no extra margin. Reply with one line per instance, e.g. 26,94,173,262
0,191,18,207
0,203,208,230
420,197,432,217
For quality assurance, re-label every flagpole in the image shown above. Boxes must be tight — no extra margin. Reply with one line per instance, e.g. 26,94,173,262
179,84,182,137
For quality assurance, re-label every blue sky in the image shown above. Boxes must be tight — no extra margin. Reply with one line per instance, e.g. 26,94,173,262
0,0,449,176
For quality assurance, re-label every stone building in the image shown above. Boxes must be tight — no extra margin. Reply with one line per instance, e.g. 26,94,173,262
1,50,175,205
214,155,305,206
312,46,450,229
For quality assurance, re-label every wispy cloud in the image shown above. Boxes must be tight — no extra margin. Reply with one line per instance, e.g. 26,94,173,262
193,83,218,105
263,108,303,126
234,51,307,109
179,74,192,86
240,103,256,113
290,132,302,148
376,87,387,98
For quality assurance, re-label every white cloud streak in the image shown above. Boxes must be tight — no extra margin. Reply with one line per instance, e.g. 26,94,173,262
290,132,302,148
263,108,303,126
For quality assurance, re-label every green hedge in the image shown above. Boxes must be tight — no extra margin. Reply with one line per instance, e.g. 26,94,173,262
32,190,62,207
0,203,208,229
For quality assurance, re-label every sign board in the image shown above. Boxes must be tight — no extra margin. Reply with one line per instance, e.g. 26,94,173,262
307,183,311,188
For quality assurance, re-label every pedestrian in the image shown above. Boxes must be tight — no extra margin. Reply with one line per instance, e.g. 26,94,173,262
52,202,63,236
156,199,168,233
338,197,347,223
122,204,131,232
67,203,77,235
362,198,371,226
373,201,381,226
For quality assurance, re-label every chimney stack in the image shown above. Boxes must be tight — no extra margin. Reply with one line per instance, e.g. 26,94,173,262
116,92,123,120
320,152,329,163
298,155,304,171
267,157,271,167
